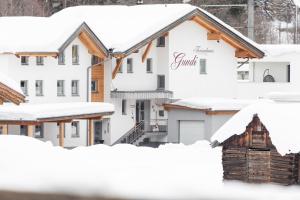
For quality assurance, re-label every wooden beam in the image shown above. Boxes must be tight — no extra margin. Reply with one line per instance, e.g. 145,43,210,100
235,49,252,58
191,16,261,58
59,122,65,147
27,125,34,137
205,110,238,115
88,119,94,146
142,41,153,63
207,32,221,40
112,58,123,79
15,52,58,57
1,125,8,135
79,31,106,59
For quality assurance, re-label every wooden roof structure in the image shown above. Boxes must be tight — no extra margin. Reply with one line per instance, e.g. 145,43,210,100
112,9,264,59
0,81,25,105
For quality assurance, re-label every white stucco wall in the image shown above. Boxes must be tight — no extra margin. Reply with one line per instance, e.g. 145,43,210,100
237,53,299,99
168,20,238,99
0,37,112,147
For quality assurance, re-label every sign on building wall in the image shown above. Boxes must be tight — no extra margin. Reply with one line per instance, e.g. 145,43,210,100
170,46,214,70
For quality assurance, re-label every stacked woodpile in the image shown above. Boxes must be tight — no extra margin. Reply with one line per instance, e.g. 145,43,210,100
221,114,299,185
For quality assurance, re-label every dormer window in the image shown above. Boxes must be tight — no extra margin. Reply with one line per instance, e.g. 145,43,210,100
157,36,165,47
72,45,79,64
58,51,65,65
36,56,44,65
21,56,29,65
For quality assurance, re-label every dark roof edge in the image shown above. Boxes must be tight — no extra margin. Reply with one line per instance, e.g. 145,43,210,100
112,8,264,58
58,22,109,57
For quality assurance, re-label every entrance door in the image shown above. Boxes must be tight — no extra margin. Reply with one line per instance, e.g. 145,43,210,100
94,121,103,144
136,100,150,130
179,120,205,145
136,100,145,124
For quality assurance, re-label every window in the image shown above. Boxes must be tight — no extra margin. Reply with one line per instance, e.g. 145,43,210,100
57,80,65,96
91,55,101,65
91,80,98,92
199,59,207,74
159,110,165,117
122,100,127,115
157,75,165,90
72,45,79,64
35,80,43,96
71,121,80,138
20,125,28,136
146,58,153,73
71,80,79,96
35,125,43,138
36,56,44,65
58,51,65,65
157,36,165,47
20,80,28,96
21,56,29,65
127,58,133,73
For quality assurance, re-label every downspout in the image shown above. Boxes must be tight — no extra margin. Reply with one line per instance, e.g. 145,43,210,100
86,52,113,146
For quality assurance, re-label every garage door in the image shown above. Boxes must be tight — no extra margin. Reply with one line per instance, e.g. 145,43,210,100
179,120,205,145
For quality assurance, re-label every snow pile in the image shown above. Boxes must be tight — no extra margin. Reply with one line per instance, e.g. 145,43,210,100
0,102,114,121
1,136,300,199
170,97,255,111
211,100,300,155
260,44,300,57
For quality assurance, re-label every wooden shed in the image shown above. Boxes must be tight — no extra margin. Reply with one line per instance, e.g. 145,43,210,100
210,99,300,185
219,114,299,185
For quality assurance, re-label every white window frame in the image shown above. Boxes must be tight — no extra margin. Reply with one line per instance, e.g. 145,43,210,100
127,58,133,73
35,80,43,96
35,125,44,138
20,80,28,96
157,36,166,47
71,80,79,96
58,51,65,65
157,75,165,90
57,80,65,96
71,121,80,138
199,59,207,74
146,58,153,73
72,45,79,65
36,56,44,65
122,99,127,115
91,80,98,93
21,56,29,65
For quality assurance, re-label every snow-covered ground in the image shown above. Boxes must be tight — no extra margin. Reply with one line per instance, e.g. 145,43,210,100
1,135,300,200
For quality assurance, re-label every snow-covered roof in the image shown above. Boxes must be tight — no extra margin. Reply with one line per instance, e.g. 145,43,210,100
0,4,263,57
0,73,23,95
168,98,255,111
211,100,300,155
0,17,85,53
51,4,262,55
0,102,114,121
259,44,300,57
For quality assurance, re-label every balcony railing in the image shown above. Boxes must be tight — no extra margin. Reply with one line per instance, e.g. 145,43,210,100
144,119,168,133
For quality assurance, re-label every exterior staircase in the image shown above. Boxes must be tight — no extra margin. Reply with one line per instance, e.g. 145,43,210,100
113,120,168,146
112,121,146,146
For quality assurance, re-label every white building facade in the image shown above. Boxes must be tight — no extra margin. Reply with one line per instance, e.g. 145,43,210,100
0,4,265,146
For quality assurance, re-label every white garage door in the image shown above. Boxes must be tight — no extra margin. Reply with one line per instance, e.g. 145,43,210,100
179,120,205,145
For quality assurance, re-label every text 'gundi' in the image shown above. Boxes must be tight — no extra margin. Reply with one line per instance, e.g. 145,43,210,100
170,52,198,70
